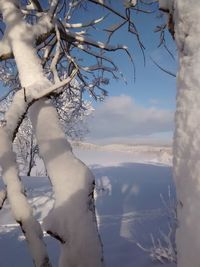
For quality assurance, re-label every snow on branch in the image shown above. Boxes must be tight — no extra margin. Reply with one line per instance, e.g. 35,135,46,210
50,23,61,83
29,0,43,12
65,28,130,53
32,68,78,99
137,229,177,264
65,16,106,29
48,0,59,18
4,69,78,142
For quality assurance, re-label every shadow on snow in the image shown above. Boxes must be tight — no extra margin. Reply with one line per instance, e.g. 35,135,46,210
0,162,176,267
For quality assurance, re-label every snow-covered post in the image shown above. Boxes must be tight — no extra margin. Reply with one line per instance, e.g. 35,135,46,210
160,0,200,266
0,0,103,266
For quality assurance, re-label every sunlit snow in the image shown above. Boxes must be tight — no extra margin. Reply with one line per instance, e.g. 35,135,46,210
0,143,176,267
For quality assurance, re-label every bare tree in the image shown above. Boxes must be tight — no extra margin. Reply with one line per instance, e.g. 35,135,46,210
0,1,156,266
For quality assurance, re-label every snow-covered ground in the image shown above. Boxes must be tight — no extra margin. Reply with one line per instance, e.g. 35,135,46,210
0,143,176,267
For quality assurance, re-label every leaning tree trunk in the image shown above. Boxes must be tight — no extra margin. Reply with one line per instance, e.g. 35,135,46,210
173,1,200,266
0,0,103,266
29,99,103,267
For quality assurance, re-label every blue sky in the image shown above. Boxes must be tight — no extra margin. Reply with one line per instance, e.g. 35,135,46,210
0,1,177,145
84,2,177,144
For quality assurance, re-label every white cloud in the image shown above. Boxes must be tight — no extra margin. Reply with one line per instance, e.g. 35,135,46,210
148,98,160,105
87,95,174,143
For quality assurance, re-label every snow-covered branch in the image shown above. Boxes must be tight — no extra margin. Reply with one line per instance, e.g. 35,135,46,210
32,14,53,40
29,0,43,12
48,0,59,18
50,24,61,83
31,69,78,99
4,70,77,142
65,16,106,29
65,28,130,53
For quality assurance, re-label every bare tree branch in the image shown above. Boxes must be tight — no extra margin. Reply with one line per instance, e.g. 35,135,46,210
150,57,176,77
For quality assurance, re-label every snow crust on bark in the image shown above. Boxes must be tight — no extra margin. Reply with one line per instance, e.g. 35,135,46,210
1,2,41,86
30,100,103,267
173,1,200,266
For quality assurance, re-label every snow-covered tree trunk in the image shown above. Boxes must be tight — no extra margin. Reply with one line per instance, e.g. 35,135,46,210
172,1,200,266
0,127,52,267
30,99,103,267
0,1,52,267
159,0,200,266
0,0,103,266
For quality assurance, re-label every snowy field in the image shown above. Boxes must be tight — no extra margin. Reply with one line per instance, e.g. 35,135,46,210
0,144,176,267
